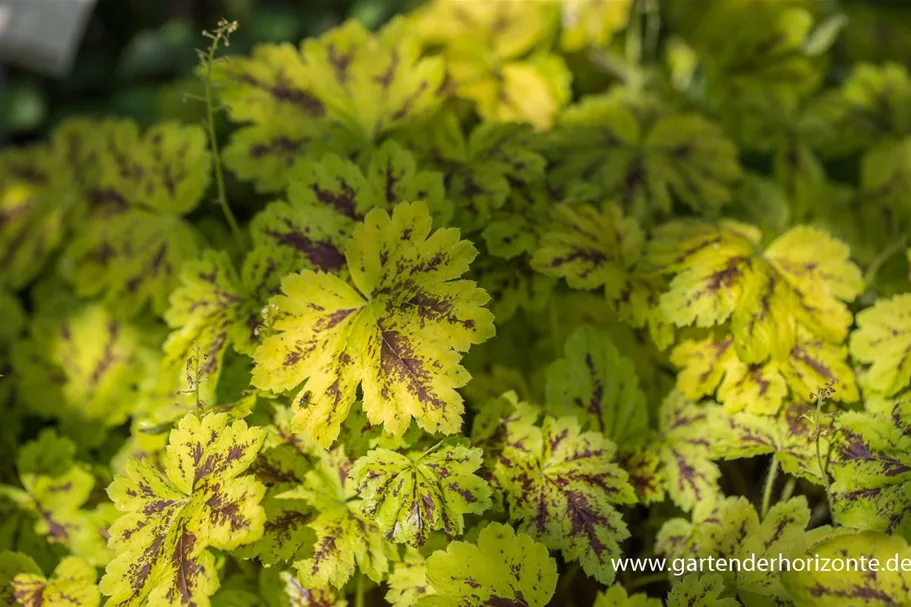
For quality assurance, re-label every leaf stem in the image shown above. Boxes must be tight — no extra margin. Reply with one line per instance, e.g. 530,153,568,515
548,298,562,358
780,476,797,502
202,20,242,245
355,573,366,607
864,237,908,286
628,571,668,590
761,457,779,518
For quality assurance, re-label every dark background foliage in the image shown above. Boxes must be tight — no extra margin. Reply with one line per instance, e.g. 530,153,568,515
2,0,911,146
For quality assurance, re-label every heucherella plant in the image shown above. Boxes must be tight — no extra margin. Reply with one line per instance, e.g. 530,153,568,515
2,0,911,605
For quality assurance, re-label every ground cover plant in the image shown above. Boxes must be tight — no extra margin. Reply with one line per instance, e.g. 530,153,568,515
3,0,911,605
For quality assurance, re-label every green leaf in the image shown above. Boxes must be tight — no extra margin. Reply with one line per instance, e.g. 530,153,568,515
545,324,649,450
280,447,395,588
280,570,345,607
829,397,911,540
251,140,448,276
850,293,911,397
386,548,434,607
782,531,911,606
252,201,495,447
658,496,832,605
13,305,153,437
544,91,741,219
593,584,661,607
398,111,546,233
351,439,492,546
811,62,911,156
0,149,69,290
629,391,724,511
557,0,632,51
161,247,292,404
0,552,42,606
667,574,740,607
101,413,266,607
303,17,445,144
12,556,100,607
714,401,832,484
415,522,557,607
495,415,636,584
532,202,672,348
8,430,112,565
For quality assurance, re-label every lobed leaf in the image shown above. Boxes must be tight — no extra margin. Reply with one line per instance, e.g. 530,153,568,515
415,522,557,607
252,201,495,447
351,439,492,547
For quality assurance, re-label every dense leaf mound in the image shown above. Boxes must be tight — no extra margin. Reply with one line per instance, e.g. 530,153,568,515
2,1,911,605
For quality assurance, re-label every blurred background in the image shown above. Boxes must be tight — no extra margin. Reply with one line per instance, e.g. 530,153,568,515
0,0,424,144
1,0,910,145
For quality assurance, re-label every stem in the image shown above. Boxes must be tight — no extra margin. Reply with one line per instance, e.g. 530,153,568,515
864,237,907,286
548,298,562,358
780,476,797,502
761,457,779,519
203,24,242,245
628,571,668,590
814,398,831,493
355,573,366,607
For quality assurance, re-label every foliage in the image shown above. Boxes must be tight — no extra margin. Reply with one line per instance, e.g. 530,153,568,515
2,0,911,605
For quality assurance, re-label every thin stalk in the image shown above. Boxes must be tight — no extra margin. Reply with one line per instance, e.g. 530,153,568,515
761,457,779,518
780,476,797,502
628,571,668,591
864,237,907,286
548,298,562,358
201,20,242,245
355,573,366,607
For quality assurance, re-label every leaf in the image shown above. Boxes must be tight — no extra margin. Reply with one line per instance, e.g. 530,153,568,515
12,556,100,607
281,447,396,588
446,48,571,131
652,221,863,347
161,247,292,404
415,522,557,607
54,119,209,317
810,62,911,157
667,574,740,607
251,140,448,276
593,584,661,607
101,413,266,607
62,210,200,318
532,202,671,346
13,305,153,436
0,162,68,290
558,0,633,51
252,201,496,447
303,18,445,144
280,571,345,607
670,329,858,416
351,439,492,547
545,325,648,450
828,397,911,540
630,391,723,511
650,220,863,408
782,531,911,606
494,415,636,584
714,401,832,484
544,91,741,219
850,293,911,398
398,111,546,233
0,552,42,607
658,496,832,605
386,548,434,607
8,429,112,565
411,1,568,129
